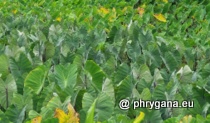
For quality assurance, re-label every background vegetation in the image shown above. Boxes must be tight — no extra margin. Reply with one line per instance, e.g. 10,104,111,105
1,0,210,122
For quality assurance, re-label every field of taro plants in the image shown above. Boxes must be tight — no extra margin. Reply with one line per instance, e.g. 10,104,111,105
1,0,210,123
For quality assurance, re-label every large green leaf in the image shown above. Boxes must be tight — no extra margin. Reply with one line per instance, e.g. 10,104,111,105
12,93,33,112
85,99,97,123
5,105,26,123
139,64,153,83
85,60,106,91
95,92,115,121
140,88,151,100
114,63,130,85
24,65,48,95
45,96,62,110
116,75,134,102
28,110,40,119
9,53,32,94
177,65,193,83
0,110,10,122
143,110,163,123
153,84,167,100
153,68,164,84
43,41,55,61
0,74,17,109
102,78,115,101
31,96,62,122
161,51,178,72
103,56,116,76
9,53,32,77
54,63,78,89
82,92,114,122
201,63,210,78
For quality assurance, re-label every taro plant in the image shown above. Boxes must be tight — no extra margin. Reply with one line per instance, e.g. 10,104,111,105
1,0,210,123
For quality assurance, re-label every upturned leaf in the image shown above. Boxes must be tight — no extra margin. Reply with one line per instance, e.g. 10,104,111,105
54,63,78,89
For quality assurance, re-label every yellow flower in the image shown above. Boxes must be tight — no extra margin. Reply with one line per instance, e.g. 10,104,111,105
56,17,62,22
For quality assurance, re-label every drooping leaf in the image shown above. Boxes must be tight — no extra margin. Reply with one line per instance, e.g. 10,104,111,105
85,60,106,91
24,65,48,95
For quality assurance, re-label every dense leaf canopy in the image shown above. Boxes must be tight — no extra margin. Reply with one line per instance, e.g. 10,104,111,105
1,0,210,123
